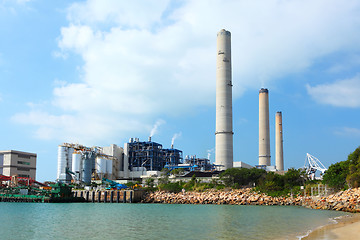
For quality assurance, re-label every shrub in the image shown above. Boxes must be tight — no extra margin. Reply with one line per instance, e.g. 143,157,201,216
158,182,182,193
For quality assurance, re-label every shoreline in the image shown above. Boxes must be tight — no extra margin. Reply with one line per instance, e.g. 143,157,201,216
302,213,360,240
142,188,360,239
141,188,360,213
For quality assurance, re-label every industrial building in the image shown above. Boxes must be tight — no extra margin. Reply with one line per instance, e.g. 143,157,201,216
215,29,233,171
123,137,183,179
56,138,183,183
0,150,37,179
184,156,213,171
57,143,120,184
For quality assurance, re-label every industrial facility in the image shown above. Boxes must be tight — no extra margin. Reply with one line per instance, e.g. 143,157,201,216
53,28,292,186
56,138,185,183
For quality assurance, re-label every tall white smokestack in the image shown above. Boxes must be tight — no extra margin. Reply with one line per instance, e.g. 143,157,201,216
275,111,284,171
215,29,233,170
259,88,271,166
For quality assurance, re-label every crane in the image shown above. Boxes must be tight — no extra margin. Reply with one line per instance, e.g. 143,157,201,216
304,153,327,180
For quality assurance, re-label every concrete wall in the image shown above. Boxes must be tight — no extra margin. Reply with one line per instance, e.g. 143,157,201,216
102,144,124,179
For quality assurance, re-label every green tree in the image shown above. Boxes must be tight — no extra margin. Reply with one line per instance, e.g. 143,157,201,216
220,168,266,187
346,146,360,188
145,178,155,188
158,182,182,193
322,161,349,190
283,168,305,188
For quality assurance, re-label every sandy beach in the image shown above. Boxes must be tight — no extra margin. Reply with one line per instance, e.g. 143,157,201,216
303,213,360,239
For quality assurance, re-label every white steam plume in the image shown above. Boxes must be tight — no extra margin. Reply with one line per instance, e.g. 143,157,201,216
207,148,215,160
171,132,182,146
150,119,165,137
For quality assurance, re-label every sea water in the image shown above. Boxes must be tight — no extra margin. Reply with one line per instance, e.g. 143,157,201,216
0,203,348,240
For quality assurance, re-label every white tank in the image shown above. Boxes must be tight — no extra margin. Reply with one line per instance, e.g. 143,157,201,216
96,157,107,174
67,148,74,170
107,159,113,174
57,146,67,180
72,152,82,173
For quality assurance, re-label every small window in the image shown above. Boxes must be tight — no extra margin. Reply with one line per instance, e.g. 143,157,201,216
18,174,30,178
17,154,31,159
17,167,30,171
18,161,30,165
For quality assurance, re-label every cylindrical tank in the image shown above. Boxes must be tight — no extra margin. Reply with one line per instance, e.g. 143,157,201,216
215,29,233,170
67,148,74,170
72,152,82,173
275,111,284,171
96,157,107,174
82,156,92,184
107,159,113,174
259,88,271,166
57,146,67,181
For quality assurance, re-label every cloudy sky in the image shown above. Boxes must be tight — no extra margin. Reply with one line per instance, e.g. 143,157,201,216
1,0,360,181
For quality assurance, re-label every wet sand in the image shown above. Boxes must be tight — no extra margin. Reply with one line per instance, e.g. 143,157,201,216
303,213,360,239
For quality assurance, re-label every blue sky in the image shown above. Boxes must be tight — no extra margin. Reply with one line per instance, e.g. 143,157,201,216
1,0,360,182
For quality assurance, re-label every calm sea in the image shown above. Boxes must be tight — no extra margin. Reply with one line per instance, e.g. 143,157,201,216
0,203,348,240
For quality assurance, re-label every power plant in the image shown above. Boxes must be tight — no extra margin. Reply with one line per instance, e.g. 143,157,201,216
275,111,284,171
215,29,233,170
258,88,271,167
56,138,185,183
57,143,119,184
54,29,289,186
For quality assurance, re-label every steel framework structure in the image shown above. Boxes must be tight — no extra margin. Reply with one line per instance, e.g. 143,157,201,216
304,153,327,180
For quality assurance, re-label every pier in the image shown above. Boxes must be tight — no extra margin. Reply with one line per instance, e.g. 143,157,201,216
72,189,145,203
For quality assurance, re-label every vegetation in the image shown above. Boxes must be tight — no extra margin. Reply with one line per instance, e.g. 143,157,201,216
145,178,155,188
145,147,360,195
256,168,306,196
322,146,360,190
219,168,266,187
322,161,349,190
157,174,225,193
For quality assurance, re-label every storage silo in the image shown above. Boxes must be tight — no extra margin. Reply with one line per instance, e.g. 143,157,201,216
72,152,82,173
67,147,74,173
57,145,67,181
107,159,113,179
82,154,93,184
96,156,107,178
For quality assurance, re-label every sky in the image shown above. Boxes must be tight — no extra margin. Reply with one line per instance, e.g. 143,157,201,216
1,0,360,182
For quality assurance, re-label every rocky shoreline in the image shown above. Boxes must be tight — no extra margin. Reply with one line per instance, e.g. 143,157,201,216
141,188,360,213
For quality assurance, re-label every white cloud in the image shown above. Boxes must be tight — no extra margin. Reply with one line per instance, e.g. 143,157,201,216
12,110,147,143
335,127,360,137
306,75,360,107
14,0,360,142
0,0,32,12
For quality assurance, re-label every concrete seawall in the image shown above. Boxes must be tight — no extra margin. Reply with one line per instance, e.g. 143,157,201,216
142,188,360,213
73,189,145,203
